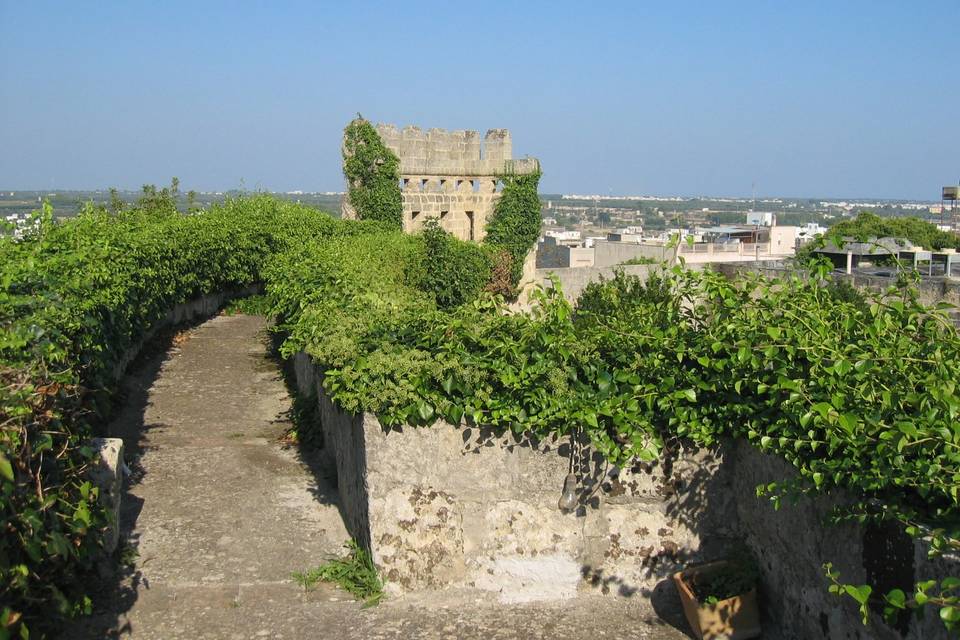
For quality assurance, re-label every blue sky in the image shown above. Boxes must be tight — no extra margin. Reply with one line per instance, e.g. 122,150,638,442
0,1,956,199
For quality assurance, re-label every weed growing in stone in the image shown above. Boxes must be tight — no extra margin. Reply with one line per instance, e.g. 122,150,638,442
292,540,384,607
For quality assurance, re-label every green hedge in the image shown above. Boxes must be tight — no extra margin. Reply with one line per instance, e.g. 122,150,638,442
264,255,960,631
419,220,493,309
342,118,403,228
483,170,542,285
0,194,380,635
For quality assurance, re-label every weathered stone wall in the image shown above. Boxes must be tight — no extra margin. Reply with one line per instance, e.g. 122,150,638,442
88,437,125,554
291,353,371,549
292,352,734,602
535,264,659,303
292,350,958,638
729,440,957,640
593,240,674,267
369,124,539,242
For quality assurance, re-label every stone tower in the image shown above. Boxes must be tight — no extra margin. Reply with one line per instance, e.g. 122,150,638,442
343,124,540,242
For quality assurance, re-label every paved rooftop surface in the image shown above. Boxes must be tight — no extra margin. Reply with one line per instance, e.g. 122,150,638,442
68,313,692,640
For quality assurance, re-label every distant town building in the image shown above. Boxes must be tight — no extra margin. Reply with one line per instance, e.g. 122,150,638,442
536,235,595,268
544,230,582,243
591,215,798,267
746,211,775,226
606,232,643,244
796,223,827,245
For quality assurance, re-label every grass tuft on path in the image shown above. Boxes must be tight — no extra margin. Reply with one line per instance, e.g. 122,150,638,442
293,540,384,607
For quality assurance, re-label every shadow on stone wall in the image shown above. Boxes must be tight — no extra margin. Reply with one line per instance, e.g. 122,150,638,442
269,333,360,545
583,439,738,637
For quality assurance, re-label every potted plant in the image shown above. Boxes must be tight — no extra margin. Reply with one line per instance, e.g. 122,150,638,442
672,550,762,640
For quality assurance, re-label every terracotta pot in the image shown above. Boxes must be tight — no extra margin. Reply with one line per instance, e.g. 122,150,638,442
673,561,762,640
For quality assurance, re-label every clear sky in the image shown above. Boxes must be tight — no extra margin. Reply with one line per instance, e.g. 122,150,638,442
1,1,957,200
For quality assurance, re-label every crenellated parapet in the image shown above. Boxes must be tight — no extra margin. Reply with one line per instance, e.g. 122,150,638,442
374,125,538,178
366,123,539,241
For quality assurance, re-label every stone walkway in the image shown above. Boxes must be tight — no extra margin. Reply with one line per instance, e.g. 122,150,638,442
70,314,691,639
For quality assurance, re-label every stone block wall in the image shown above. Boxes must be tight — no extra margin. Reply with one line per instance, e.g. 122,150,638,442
292,353,733,602
292,350,958,638
371,123,540,242
729,440,958,640
536,264,664,304
593,240,674,268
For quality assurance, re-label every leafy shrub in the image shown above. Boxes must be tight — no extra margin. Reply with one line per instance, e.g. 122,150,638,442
342,118,403,228
831,212,960,250
419,220,493,309
0,194,363,635
620,255,657,265
484,170,542,285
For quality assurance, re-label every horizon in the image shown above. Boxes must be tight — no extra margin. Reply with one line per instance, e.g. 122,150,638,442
0,186,946,205
2,1,958,201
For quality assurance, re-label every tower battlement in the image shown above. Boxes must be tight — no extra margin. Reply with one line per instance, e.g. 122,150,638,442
345,123,538,241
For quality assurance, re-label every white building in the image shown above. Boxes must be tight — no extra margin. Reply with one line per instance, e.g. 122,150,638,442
746,211,775,226
545,230,582,242
797,223,827,242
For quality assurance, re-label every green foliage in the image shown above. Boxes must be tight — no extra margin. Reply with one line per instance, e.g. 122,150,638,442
342,118,403,228
266,255,960,632
689,550,759,604
826,563,960,631
292,540,384,607
801,212,960,263
0,194,362,636
484,170,542,285
832,212,960,250
223,294,272,316
418,219,493,309
620,255,657,265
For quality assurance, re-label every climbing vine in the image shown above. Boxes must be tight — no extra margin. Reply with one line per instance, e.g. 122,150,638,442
483,169,542,285
8,188,960,635
265,243,960,634
342,117,403,228
418,219,493,309
0,194,379,637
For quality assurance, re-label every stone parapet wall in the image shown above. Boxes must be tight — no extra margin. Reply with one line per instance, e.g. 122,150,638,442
376,125,538,177
536,264,665,304
730,440,957,640
292,352,731,602
373,123,539,242
292,349,958,638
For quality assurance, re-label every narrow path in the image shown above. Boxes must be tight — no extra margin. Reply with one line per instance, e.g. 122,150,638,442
72,314,688,640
